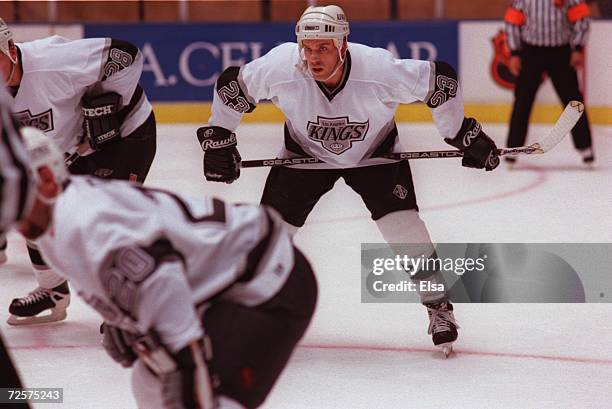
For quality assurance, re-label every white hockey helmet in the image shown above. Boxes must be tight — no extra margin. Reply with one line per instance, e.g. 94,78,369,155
295,5,349,50
21,127,70,187
0,18,16,64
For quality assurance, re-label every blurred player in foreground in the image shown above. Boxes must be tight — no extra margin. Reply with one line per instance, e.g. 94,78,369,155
17,127,317,409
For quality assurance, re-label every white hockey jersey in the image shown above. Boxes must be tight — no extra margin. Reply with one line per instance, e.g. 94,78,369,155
12,36,152,154
35,176,294,353
209,42,465,168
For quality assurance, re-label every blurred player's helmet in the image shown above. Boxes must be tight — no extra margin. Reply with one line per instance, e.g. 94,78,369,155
21,127,69,187
0,18,16,64
295,5,350,50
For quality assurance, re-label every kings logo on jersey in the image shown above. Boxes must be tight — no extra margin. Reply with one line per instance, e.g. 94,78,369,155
306,116,369,155
14,108,54,132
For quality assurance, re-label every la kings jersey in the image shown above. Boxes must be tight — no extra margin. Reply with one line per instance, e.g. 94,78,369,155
35,176,294,352
12,36,152,154
209,42,466,168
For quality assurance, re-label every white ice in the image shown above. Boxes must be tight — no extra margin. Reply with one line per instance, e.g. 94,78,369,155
2,122,611,409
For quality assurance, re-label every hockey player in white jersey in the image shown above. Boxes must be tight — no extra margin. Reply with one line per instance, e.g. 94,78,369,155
0,18,157,325
197,5,500,355
17,128,317,409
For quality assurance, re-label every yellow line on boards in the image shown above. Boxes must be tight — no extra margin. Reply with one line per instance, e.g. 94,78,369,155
152,102,612,125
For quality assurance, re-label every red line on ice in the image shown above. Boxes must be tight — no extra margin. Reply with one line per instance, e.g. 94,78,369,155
10,339,612,365
300,343,612,365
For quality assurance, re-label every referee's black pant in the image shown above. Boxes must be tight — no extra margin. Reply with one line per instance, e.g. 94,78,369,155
507,43,592,151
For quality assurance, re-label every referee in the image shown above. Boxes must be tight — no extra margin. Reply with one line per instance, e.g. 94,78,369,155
504,0,594,165
0,84,34,409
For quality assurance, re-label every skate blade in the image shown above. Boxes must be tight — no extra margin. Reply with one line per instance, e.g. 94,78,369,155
438,343,454,358
7,309,67,326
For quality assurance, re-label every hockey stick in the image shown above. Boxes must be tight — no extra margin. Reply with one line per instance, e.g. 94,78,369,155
241,101,584,168
64,140,92,167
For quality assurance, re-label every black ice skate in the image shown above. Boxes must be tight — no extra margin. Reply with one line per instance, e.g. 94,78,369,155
425,301,459,357
8,281,70,325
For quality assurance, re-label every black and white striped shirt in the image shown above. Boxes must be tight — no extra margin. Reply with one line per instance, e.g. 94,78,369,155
0,86,33,232
505,0,590,53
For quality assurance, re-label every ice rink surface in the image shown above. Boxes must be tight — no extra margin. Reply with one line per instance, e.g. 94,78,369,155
2,121,611,409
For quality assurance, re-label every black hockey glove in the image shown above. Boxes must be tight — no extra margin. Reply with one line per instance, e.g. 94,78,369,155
445,117,500,171
131,332,216,409
196,126,241,184
82,92,123,150
100,322,138,368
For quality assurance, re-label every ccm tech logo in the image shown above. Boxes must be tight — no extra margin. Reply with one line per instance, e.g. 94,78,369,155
82,105,114,117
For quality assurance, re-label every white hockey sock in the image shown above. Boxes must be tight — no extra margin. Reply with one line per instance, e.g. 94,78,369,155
281,219,299,237
26,240,65,289
375,210,447,303
33,265,66,290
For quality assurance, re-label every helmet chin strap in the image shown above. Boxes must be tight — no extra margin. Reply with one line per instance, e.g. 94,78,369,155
320,48,346,83
6,60,16,85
